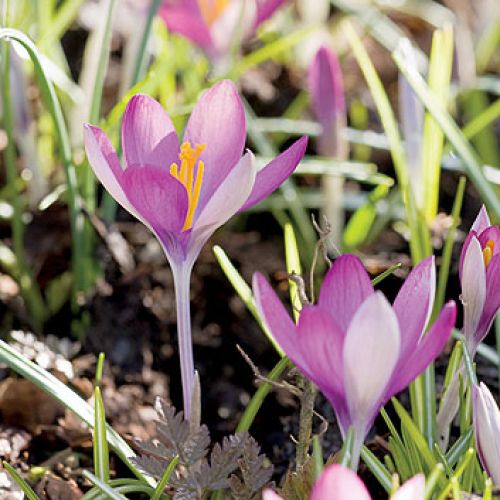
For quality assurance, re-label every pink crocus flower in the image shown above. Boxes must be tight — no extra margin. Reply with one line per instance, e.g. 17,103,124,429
263,464,425,500
159,0,285,62
84,80,307,417
253,255,456,469
459,205,500,355
472,382,500,485
308,45,346,158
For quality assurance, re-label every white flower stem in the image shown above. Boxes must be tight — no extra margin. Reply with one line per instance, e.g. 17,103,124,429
172,262,195,419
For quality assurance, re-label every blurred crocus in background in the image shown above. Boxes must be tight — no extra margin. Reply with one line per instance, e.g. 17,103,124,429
84,80,307,417
460,205,500,356
308,45,347,248
159,0,285,67
263,464,425,500
254,254,456,468
472,382,500,485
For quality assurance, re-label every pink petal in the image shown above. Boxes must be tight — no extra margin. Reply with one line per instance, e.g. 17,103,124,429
84,124,144,223
388,301,456,396
471,205,491,234
477,226,500,257
393,256,436,361
121,166,188,237
459,231,475,283
392,474,425,500
343,292,400,431
310,464,371,500
476,255,500,345
239,136,308,211
183,80,246,211
254,0,285,27
122,94,180,169
189,152,256,257
158,0,213,51
262,490,283,500
318,255,374,331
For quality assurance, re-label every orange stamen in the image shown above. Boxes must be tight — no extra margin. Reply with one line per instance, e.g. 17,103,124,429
170,142,206,231
483,239,494,268
197,0,229,26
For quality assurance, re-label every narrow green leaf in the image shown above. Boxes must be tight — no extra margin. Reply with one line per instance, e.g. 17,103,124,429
83,471,126,500
2,461,40,500
93,386,110,482
284,223,302,322
151,456,179,500
360,446,392,493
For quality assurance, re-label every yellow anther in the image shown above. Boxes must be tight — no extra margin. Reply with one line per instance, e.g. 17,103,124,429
170,141,206,231
483,239,494,268
197,0,229,26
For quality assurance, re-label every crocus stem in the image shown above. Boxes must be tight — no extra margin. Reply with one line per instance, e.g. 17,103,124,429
296,376,317,469
172,263,195,419
350,430,364,471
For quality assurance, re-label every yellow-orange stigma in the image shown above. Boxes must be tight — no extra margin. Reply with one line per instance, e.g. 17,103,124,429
483,239,494,268
197,0,230,26
170,142,206,231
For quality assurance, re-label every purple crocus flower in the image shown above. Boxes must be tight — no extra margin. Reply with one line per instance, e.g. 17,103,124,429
253,255,456,468
472,382,500,485
459,205,500,355
84,80,307,417
263,464,425,500
158,0,284,62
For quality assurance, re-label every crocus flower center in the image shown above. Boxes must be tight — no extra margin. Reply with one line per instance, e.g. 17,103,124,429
197,0,230,26
483,239,495,268
170,141,206,231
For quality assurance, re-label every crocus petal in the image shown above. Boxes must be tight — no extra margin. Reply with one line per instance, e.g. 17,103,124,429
84,124,144,223
190,151,256,257
318,255,374,331
239,136,308,211
262,490,283,500
459,231,475,284
158,0,213,51
310,464,371,500
254,0,285,26
471,204,491,234
477,226,500,257
183,80,246,211
122,94,180,169
121,166,188,236
343,292,400,431
252,273,302,364
476,254,500,343
389,301,456,396
392,474,425,500
393,256,436,361
462,236,486,350
472,382,500,484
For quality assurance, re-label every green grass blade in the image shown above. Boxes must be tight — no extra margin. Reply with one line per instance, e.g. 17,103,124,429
151,456,178,500
2,461,40,500
93,386,110,482
83,471,126,500
284,223,302,321
360,446,392,493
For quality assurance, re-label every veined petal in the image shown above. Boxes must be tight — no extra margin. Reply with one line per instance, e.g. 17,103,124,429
252,273,302,364
459,231,475,284
389,301,456,397
310,464,371,500
318,255,374,331
239,136,308,211
343,292,400,431
471,204,491,234
183,80,246,211
462,236,487,350
473,382,500,484
393,256,436,361
476,255,500,344
121,166,188,236
122,94,180,169
84,124,143,223
392,474,425,500
190,151,256,256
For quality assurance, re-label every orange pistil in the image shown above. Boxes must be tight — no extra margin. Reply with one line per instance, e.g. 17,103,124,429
483,239,495,268
170,142,206,231
197,0,230,26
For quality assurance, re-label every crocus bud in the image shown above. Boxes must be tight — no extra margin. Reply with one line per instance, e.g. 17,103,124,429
472,382,500,484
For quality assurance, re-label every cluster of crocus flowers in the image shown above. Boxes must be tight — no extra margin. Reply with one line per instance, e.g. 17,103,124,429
263,464,425,500
159,0,284,64
84,80,307,417
254,254,456,468
472,382,500,485
460,205,500,356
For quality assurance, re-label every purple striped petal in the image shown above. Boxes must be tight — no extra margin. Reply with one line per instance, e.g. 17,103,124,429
318,255,374,331
459,231,475,284
393,256,435,361
310,465,371,500
239,136,308,211
183,80,246,211
477,226,500,256
476,255,500,344
122,94,180,169
471,205,491,233
388,301,456,396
